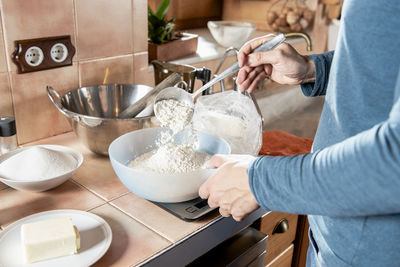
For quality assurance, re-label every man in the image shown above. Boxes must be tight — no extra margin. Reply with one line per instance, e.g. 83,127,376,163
199,0,400,265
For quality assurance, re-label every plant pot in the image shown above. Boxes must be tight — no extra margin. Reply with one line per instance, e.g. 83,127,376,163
148,33,198,62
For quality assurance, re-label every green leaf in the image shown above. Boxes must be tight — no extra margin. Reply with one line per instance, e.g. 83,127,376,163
148,6,155,18
155,0,170,20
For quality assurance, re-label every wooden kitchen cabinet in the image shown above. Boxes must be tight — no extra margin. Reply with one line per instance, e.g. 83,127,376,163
267,244,294,267
148,0,222,29
254,211,301,266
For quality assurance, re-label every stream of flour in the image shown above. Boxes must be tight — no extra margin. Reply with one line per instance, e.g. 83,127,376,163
128,99,210,174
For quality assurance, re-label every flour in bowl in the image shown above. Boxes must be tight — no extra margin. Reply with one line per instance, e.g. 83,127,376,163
129,142,210,174
0,146,77,181
130,99,210,174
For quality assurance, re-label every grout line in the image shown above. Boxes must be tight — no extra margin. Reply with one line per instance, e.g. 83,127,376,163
130,0,135,54
69,178,108,202
85,202,107,212
0,1,18,143
69,178,107,200
106,191,130,203
78,53,136,64
108,201,174,243
70,178,129,203
72,0,81,87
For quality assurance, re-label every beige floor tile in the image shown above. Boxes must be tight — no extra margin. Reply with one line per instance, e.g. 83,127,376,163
30,132,130,201
0,182,9,191
89,203,171,266
10,65,78,144
79,55,134,87
110,193,219,243
0,73,13,116
72,152,130,201
1,0,75,72
75,0,133,60
0,180,104,227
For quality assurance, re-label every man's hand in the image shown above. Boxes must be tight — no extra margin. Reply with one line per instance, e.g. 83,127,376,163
236,35,316,92
199,154,259,221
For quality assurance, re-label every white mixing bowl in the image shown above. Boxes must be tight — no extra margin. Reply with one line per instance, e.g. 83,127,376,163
108,127,231,203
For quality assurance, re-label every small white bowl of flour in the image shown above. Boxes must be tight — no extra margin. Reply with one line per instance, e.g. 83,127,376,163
0,145,83,192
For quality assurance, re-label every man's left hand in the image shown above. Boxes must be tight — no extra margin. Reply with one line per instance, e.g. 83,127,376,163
198,154,259,221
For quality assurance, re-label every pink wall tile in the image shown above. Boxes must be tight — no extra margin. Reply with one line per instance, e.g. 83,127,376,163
79,55,134,87
133,52,154,86
90,204,171,266
75,0,133,60
10,65,79,144
1,0,76,72
0,73,13,116
132,0,148,53
0,14,8,73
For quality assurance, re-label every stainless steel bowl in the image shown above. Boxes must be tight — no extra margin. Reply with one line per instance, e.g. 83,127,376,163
47,84,159,156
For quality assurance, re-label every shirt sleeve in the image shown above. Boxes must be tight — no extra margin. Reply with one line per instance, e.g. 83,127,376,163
248,71,400,217
300,51,334,97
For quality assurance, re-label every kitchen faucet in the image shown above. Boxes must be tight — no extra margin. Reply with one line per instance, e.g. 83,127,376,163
284,32,312,51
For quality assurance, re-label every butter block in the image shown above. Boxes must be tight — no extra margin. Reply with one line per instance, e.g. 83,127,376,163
21,217,80,263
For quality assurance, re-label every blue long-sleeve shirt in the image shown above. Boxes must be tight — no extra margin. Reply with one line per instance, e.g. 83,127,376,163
248,0,400,266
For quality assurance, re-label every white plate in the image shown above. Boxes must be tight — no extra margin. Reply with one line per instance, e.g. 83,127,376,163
0,210,112,267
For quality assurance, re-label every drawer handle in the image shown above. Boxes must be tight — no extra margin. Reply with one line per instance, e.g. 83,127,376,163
272,218,289,234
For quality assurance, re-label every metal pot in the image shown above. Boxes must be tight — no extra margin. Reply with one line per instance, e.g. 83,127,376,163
47,84,159,156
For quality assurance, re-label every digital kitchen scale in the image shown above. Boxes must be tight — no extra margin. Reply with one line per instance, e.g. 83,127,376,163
154,197,216,221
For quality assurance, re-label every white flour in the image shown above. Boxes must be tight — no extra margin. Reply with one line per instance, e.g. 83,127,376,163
130,99,209,174
154,99,193,133
129,143,209,174
0,146,77,181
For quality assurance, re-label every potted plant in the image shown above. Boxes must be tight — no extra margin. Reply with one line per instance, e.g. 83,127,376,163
148,0,198,62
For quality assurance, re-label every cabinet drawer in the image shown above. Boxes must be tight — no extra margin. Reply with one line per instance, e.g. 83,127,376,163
188,227,268,267
266,244,294,267
258,211,298,264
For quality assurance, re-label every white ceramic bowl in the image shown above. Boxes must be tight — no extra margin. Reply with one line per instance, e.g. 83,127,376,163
207,20,256,48
108,127,231,203
0,145,83,192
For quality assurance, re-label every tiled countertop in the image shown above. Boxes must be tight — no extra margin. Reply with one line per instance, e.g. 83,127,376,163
0,132,266,266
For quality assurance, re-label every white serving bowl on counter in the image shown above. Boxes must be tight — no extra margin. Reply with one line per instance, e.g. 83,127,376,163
108,127,231,203
0,145,83,192
207,20,256,48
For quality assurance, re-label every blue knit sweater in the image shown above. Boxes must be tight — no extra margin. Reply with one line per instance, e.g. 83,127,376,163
248,0,400,265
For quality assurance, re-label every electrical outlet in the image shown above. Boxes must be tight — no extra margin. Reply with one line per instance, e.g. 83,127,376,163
24,46,44,67
12,35,75,74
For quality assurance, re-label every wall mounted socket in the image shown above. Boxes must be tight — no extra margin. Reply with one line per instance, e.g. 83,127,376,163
12,35,75,74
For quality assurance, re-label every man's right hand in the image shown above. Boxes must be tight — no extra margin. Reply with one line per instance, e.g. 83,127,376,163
236,35,316,92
